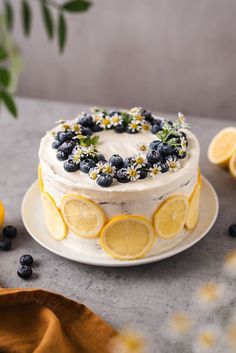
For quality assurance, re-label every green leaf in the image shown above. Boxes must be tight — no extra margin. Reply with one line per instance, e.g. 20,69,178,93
58,12,67,53
0,68,11,87
4,0,14,30
41,2,54,39
21,0,32,36
1,91,17,117
62,0,92,12
90,135,99,145
0,46,8,61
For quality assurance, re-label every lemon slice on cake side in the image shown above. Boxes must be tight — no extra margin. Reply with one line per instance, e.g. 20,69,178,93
38,163,44,193
42,192,67,240
100,215,156,260
153,195,189,239
0,200,5,229
229,151,236,179
61,194,106,238
185,181,201,230
208,127,236,167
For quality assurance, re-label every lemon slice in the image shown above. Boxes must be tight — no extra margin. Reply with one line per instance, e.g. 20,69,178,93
61,194,106,238
38,164,44,193
208,127,236,167
198,167,202,188
229,151,236,179
0,200,5,229
100,215,156,260
185,181,201,230
42,192,67,240
153,195,189,238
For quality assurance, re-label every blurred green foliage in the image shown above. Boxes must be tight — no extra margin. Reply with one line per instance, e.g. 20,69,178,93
0,0,92,118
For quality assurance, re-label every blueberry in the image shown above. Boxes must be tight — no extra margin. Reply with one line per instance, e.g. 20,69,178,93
151,124,162,134
78,114,93,128
64,159,80,172
152,118,162,125
123,157,133,168
0,238,11,251
116,168,130,183
81,127,93,136
96,174,113,187
20,254,33,266
109,154,124,169
139,168,148,179
57,131,73,143
80,159,96,173
17,266,32,280
3,225,17,239
92,124,103,132
178,151,187,159
109,110,120,116
52,139,62,149
58,140,76,154
160,162,169,173
146,150,161,164
98,154,106,161
56,151,68,161
149,140,162,151
159,143,173,157
140,109,154,123
115,124,126,133
229,225,236,237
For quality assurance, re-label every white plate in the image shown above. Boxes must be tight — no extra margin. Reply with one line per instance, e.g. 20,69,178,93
21,176,219,267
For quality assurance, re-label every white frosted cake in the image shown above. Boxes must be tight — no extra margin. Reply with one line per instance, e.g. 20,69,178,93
38,108,201,260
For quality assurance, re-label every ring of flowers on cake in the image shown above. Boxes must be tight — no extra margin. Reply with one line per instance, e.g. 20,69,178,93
39,166,202,260
51,107,190,187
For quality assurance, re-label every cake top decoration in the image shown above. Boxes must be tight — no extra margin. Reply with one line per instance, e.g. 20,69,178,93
51,107,190,188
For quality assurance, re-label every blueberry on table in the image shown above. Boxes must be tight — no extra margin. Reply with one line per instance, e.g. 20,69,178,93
20,254,34,266
146,150,161,164
17,265,32,280
52,139,61,149
64,160,80,172
116,168,130,183
229,225,236,237
56,151,68,161
97,174,113,187
58,141,76,154
0,238,11,251
80,159,96,173
3,225,17,239
109,154,124,169
57,131,73,143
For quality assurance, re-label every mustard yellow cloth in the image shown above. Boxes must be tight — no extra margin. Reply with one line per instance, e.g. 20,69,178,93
0,288,116,353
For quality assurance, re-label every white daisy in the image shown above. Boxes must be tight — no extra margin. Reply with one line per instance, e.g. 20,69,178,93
132,154,146,168
136,142,149,154
71,123,82,135
128,120,142,133
72,147,83,164
96,161,106,171
149,164,161,178
110,113,123,127
167,156,181,172
81,145,96,157
102,162,116,176
93,111,104,124
98,116,112,129
129,107,142,116
89,167,100,181
126,166,140,181
141,121,152,132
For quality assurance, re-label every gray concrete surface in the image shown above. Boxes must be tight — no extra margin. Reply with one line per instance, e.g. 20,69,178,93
0,97,236,353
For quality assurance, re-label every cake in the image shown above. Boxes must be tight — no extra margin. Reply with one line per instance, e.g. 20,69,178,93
38,107,201,260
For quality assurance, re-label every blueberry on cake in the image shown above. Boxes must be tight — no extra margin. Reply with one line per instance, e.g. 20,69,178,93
38,108,201,260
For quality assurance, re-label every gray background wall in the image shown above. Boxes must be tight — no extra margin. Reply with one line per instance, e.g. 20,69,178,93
14,0,236,120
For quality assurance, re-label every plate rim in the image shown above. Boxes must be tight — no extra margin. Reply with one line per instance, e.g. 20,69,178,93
21,176,219,267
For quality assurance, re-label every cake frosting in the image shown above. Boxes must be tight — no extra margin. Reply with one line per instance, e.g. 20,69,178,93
39,118,199,218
